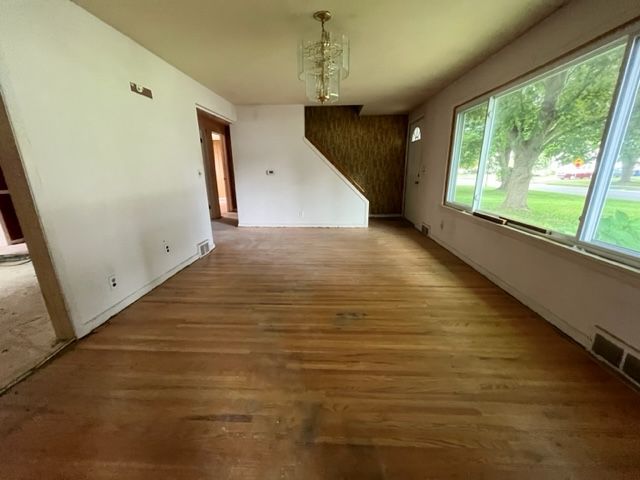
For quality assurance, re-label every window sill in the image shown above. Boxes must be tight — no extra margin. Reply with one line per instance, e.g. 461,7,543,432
440,203,640,286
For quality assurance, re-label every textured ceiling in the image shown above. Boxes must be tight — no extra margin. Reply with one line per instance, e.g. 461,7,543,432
73,0,566,114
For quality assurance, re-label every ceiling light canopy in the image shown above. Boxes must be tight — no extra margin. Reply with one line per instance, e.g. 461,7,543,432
298,10,349,104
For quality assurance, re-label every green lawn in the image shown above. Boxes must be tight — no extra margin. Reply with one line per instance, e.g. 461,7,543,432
452,185,640,252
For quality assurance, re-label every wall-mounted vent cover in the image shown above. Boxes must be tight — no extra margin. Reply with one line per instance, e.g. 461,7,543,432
622,354,640,385
197,240,210,257
592,327,640,388
421,224,430,236
592,333,624,368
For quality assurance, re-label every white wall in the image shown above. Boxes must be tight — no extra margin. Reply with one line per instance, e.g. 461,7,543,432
406,0,640,349
0,0,236,337
231,105,369,227
0,224,7,247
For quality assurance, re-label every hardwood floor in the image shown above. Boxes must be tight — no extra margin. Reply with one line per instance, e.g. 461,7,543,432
1,219,639,479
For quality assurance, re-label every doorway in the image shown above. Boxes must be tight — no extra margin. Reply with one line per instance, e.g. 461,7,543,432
0,164,61,390
403,118,424,226
196,109,238,227
0,94,74,391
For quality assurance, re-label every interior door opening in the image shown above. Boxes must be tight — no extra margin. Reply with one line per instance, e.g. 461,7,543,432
0,164,63,391
211,132,231,215
196,109,238,228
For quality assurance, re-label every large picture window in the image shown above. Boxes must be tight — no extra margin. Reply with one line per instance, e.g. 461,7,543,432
445,32,640,266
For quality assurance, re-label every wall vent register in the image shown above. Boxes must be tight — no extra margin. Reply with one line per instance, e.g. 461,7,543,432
592,328,640,387
197,240,210,257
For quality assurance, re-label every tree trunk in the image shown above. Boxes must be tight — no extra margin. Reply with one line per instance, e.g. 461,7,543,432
501,73,566,209
620,156,635,184
502,148,537,209
496,146,513,190
499,168,513,191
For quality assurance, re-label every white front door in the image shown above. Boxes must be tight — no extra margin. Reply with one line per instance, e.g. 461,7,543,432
404,119,424,226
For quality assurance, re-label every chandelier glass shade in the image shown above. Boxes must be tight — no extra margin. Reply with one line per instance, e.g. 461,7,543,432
298,11,349,104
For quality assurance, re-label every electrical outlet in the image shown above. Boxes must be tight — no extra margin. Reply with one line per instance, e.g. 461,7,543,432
299,210,304,218
163,240,171,254
108,275,117,290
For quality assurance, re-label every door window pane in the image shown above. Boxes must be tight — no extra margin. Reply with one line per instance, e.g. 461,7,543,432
478,44,625,235
594,76,640,253
448,102,488,206
411,126,422,142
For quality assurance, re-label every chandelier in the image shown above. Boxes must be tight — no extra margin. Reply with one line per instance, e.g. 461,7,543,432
298,11,349,104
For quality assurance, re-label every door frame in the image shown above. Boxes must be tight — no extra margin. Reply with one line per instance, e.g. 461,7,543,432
0,94,75,340
402,116,424,220
196,109,238,219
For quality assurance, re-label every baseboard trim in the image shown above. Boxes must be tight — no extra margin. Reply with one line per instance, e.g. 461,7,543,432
429,233,591,348
237,223,367,228
75,253,200,338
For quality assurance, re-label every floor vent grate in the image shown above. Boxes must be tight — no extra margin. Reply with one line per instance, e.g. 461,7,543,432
622,354,640,385
592,333,624,368
592,327,640,388
197,240,210,257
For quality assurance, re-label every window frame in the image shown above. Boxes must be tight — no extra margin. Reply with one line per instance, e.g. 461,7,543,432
443,20,640,271
410,126,422,142
577,34,640,259
446,97,490,210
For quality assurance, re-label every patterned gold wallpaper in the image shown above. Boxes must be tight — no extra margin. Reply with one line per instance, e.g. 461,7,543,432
305,106,408,214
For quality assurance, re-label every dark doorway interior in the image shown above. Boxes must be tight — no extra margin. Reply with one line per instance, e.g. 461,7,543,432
196,109,238,221
0,166,24,245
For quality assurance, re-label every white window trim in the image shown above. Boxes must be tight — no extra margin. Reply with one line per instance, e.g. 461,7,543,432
446,100,491,208
578,35,640,243
471,97,496,211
